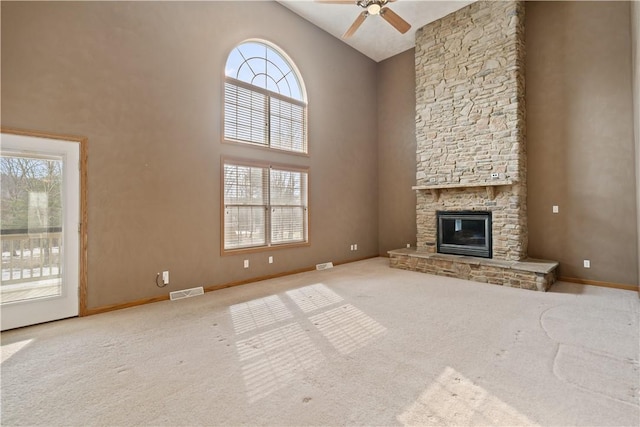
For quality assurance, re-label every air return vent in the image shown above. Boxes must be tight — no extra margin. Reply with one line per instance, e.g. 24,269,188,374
170,286,204,301
316,262,334,271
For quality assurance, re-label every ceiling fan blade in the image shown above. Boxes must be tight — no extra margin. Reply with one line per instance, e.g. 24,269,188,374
343,11,368,38
380,7,411,34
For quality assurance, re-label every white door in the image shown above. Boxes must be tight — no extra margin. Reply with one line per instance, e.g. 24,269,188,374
1,132,80,331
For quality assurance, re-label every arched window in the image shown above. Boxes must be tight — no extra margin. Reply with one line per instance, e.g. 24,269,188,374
224,40,307,154
222,41,309,253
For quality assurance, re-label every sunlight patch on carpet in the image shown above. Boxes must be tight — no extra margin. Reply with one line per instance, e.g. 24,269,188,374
309,304,386,355
397,366,539,426
286,283,343,313
230,295,293,335
236,322,324,403
1,338,33,364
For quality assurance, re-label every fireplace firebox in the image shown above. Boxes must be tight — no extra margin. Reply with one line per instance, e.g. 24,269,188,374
437,211,492,258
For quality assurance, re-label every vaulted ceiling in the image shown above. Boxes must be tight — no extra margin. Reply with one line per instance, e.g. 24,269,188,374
278,1,473,62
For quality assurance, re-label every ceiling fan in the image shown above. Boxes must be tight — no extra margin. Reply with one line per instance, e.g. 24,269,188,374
317,0,411,38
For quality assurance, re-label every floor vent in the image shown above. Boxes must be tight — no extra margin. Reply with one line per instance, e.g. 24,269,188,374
316,262,334,271
170,286,204,301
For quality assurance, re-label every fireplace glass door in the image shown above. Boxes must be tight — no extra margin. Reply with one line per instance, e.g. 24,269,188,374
437,211,492,258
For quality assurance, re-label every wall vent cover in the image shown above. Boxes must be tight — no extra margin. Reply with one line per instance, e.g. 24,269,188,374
170,286,205,301
316,262,334,270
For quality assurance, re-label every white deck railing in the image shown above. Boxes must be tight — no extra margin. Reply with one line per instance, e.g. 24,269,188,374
1,231,62,286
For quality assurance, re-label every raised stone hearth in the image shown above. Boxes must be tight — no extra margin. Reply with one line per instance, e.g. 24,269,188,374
389,248,558,292
389,0,559,290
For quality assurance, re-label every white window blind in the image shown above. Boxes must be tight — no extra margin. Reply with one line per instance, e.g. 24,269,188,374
270,97,306,153
270,169,307,244
224,82,268,146
223,161,308,251
223,164,267,250
224,79,307,154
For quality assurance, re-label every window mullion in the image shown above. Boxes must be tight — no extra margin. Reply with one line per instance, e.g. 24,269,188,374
265,166,272,247
266,95,271,148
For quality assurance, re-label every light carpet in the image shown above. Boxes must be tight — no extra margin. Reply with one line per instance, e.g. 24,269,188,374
1,257,639,426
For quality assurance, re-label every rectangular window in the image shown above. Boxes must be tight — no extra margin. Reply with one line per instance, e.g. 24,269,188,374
224,79,307,154
223,160,308,252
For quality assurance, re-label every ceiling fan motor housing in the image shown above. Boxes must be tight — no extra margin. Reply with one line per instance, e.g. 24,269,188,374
357,0,388,15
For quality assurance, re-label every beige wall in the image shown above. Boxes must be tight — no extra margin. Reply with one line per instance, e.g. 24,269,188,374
526,1,638,286
1,1,379,309
632,1,640,286
377,49,416,255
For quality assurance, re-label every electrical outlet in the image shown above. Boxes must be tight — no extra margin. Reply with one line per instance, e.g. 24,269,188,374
350,244,354,251
552,205,559,214
268,256,273,264
491,173,499,179
162,271,169,285
354,244,358,250
406,243,410,248
243,260,249,269
583,260,590,268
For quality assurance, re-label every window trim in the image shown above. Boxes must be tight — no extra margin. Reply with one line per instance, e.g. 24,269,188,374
220,157,310,256
222,39,309,156
225,39,308,101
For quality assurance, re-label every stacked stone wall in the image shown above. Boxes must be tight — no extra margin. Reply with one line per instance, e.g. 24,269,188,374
415,0,527,261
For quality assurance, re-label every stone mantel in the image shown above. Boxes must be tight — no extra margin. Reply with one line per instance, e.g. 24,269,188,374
412,180,514,201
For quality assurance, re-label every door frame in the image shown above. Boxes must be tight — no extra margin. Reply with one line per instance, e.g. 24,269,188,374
1,127,88,317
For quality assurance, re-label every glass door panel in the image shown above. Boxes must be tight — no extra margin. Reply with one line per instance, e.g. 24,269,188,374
1,133,80,330
2,154,64,304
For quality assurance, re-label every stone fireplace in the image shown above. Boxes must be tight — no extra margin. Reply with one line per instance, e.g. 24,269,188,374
389,0,558,291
